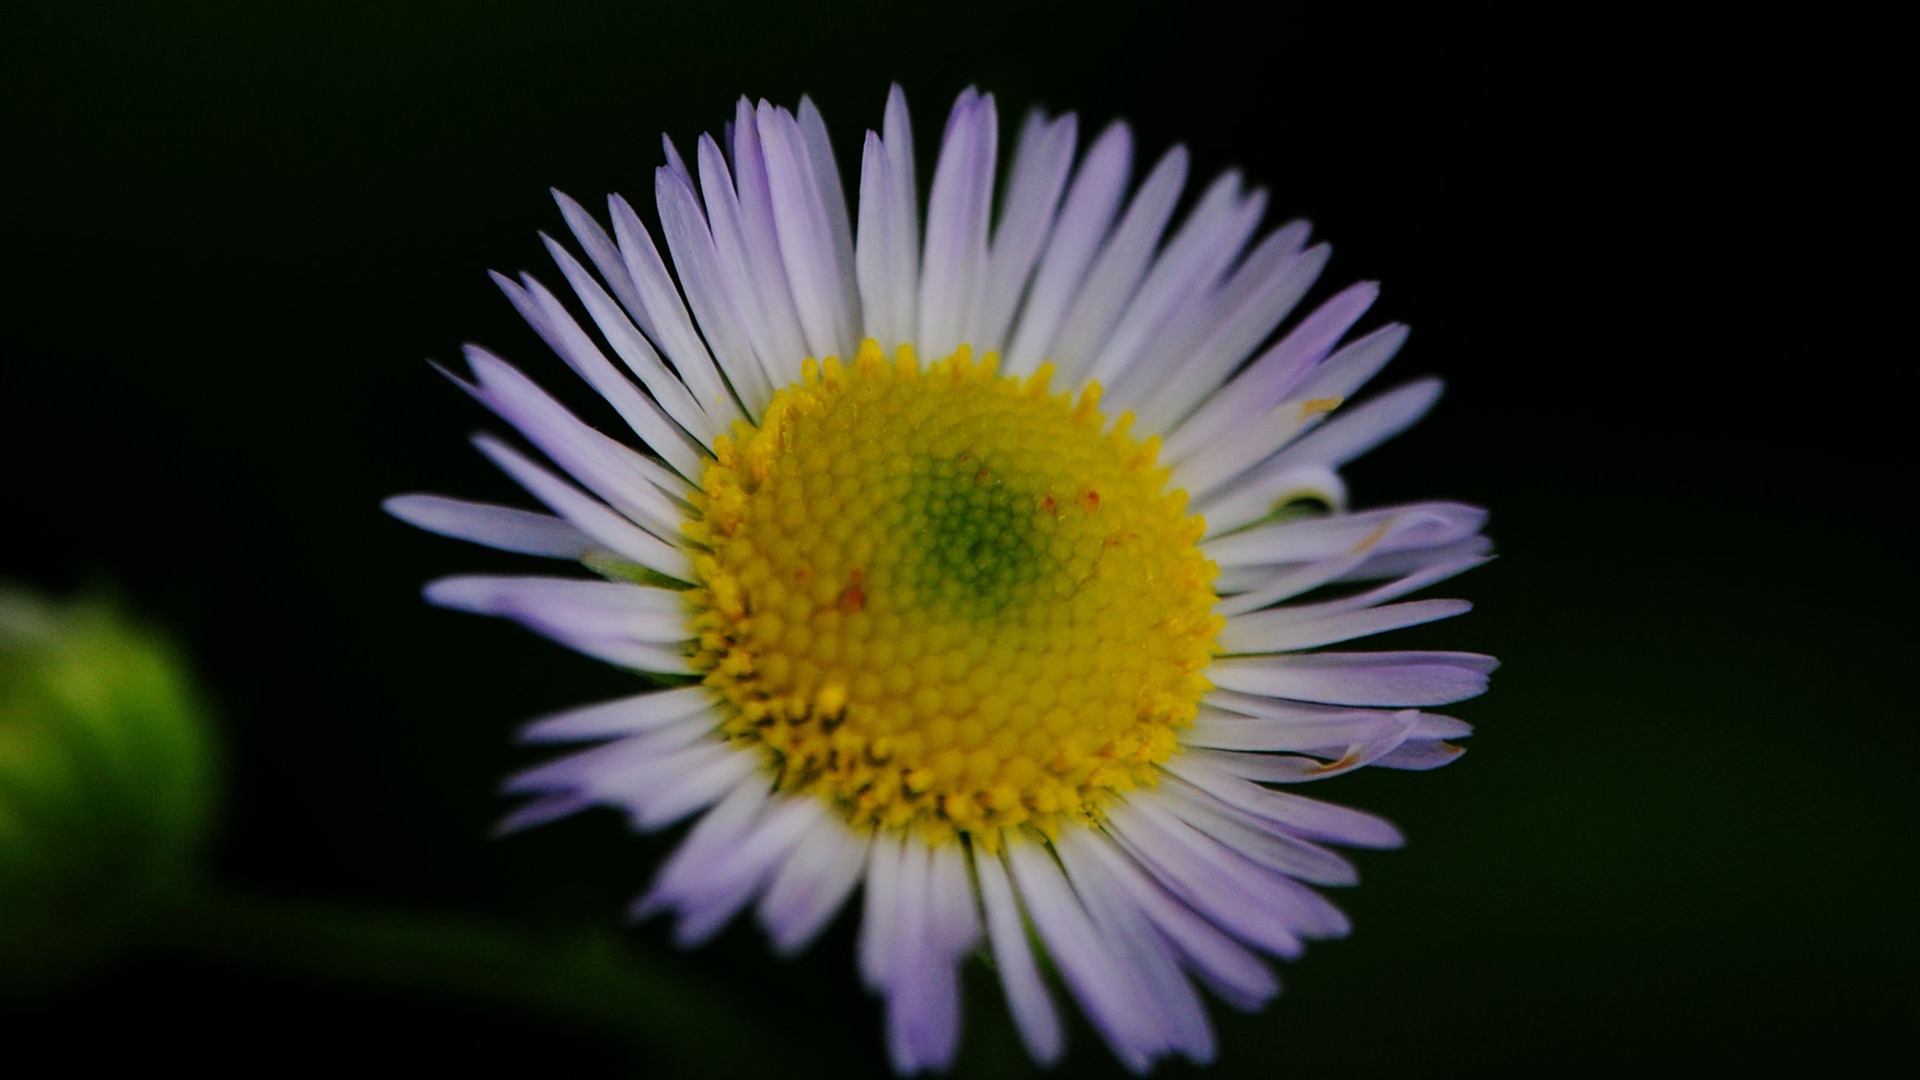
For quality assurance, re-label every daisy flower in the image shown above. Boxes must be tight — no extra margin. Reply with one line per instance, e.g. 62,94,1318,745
388,86,1493,1073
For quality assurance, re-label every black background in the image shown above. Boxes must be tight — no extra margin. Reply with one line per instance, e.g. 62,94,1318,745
3,2,1911,1076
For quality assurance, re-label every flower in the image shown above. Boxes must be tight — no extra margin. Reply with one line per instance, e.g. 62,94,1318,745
0,585,219,983
388,86,1493,1072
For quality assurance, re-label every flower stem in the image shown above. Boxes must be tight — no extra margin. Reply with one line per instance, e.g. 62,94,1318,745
152,887,778,1072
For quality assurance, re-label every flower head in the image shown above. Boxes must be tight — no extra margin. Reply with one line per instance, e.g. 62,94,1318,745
0,586,219,982
389,86,1493,1072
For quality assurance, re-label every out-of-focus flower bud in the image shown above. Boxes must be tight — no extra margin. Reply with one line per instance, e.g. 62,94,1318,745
0,585,218,985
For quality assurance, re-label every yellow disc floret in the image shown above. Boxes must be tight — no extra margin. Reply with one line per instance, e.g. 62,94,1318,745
682,341,1222,849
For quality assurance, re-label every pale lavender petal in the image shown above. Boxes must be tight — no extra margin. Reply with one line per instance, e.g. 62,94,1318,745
454,345,685,541
974,848,1065,1065
1204,501,1487,570
971,110,1077,354
1209,650,1497,707
723,101,814,377
1177,395,1344,504
472,435,692,583
1006,840,1155,1074
696,131,804,392
1130,229,1328,435
651,167,776,414
1196,462,1350,540
1159,755,1406,848
1104,799,1307,958
757,102,858,358
917,89,997,361
1160,280,1379,461
1264,378,1444,472
519,685,715,743
1001,121,1133,377
1086,169,1263,391
1220,597,1474,654
1046,144,1189,385
383,494,594,559
758,819,871,956
1075,827,1279,1011
604,194,745,425
1152,778,1359,885
797,96,860,333
493,273,707,481
540,233,722,443
1056,830,1215,1063
1184,702,1406,752
859,833,906,990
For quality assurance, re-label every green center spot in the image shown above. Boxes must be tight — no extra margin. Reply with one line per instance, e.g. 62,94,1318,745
903,454,1045,618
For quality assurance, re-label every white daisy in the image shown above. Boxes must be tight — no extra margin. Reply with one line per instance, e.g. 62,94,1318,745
388,86,1493,1073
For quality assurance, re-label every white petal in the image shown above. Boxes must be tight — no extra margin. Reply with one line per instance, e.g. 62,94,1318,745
1177,395,1343,504
917,89,997,361
511,734,734,823
971,110,1077,354
696,130,806,392
726,102,818,375
1086,169,1264,391
519,685,715,743
1074,827,1278,1011
540,234,722,444
856,130,907,349
1056,830,1215,1064
425,573,691,673
652,167,775,415
861,84,920,353
1160,281,1380,462
1104,799,1307,958
758,819,871,956
1204,501,1487,570
493,273,708,481
669,793,822,946
424,575,685,636
631,746,760,831
1184,701,1406,752
1339,534,1495,585
634,778,768,920
1001,121,1133,377
757,102,858,359
1046,144,1189,386
797,96,860,336
1197,463,1350,540
492,792,594,836
1213,542,1380,620
1220,597,1473,653
1158,754,1405,848
1131,230,1328,436
1263,377,1444,472
473,435,692,584
601,194,745,426
1190,711,1418,782
551,188,647,326
886,842,970,1073
383,494,594,559
455,346,686,542
1208,650,1497,707
1153,777,1358,885
1005,839,1155,1074
1372,740,1469,770
974,848,1064,1065
858,833,906,989
1122,795,1350,939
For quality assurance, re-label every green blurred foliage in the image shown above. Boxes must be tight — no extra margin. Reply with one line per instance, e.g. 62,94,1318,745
0,586,218,985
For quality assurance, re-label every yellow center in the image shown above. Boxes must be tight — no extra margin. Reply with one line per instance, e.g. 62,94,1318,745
683,341,1221,849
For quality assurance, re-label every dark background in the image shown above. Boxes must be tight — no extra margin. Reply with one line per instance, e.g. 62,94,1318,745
3,2,1911,1075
